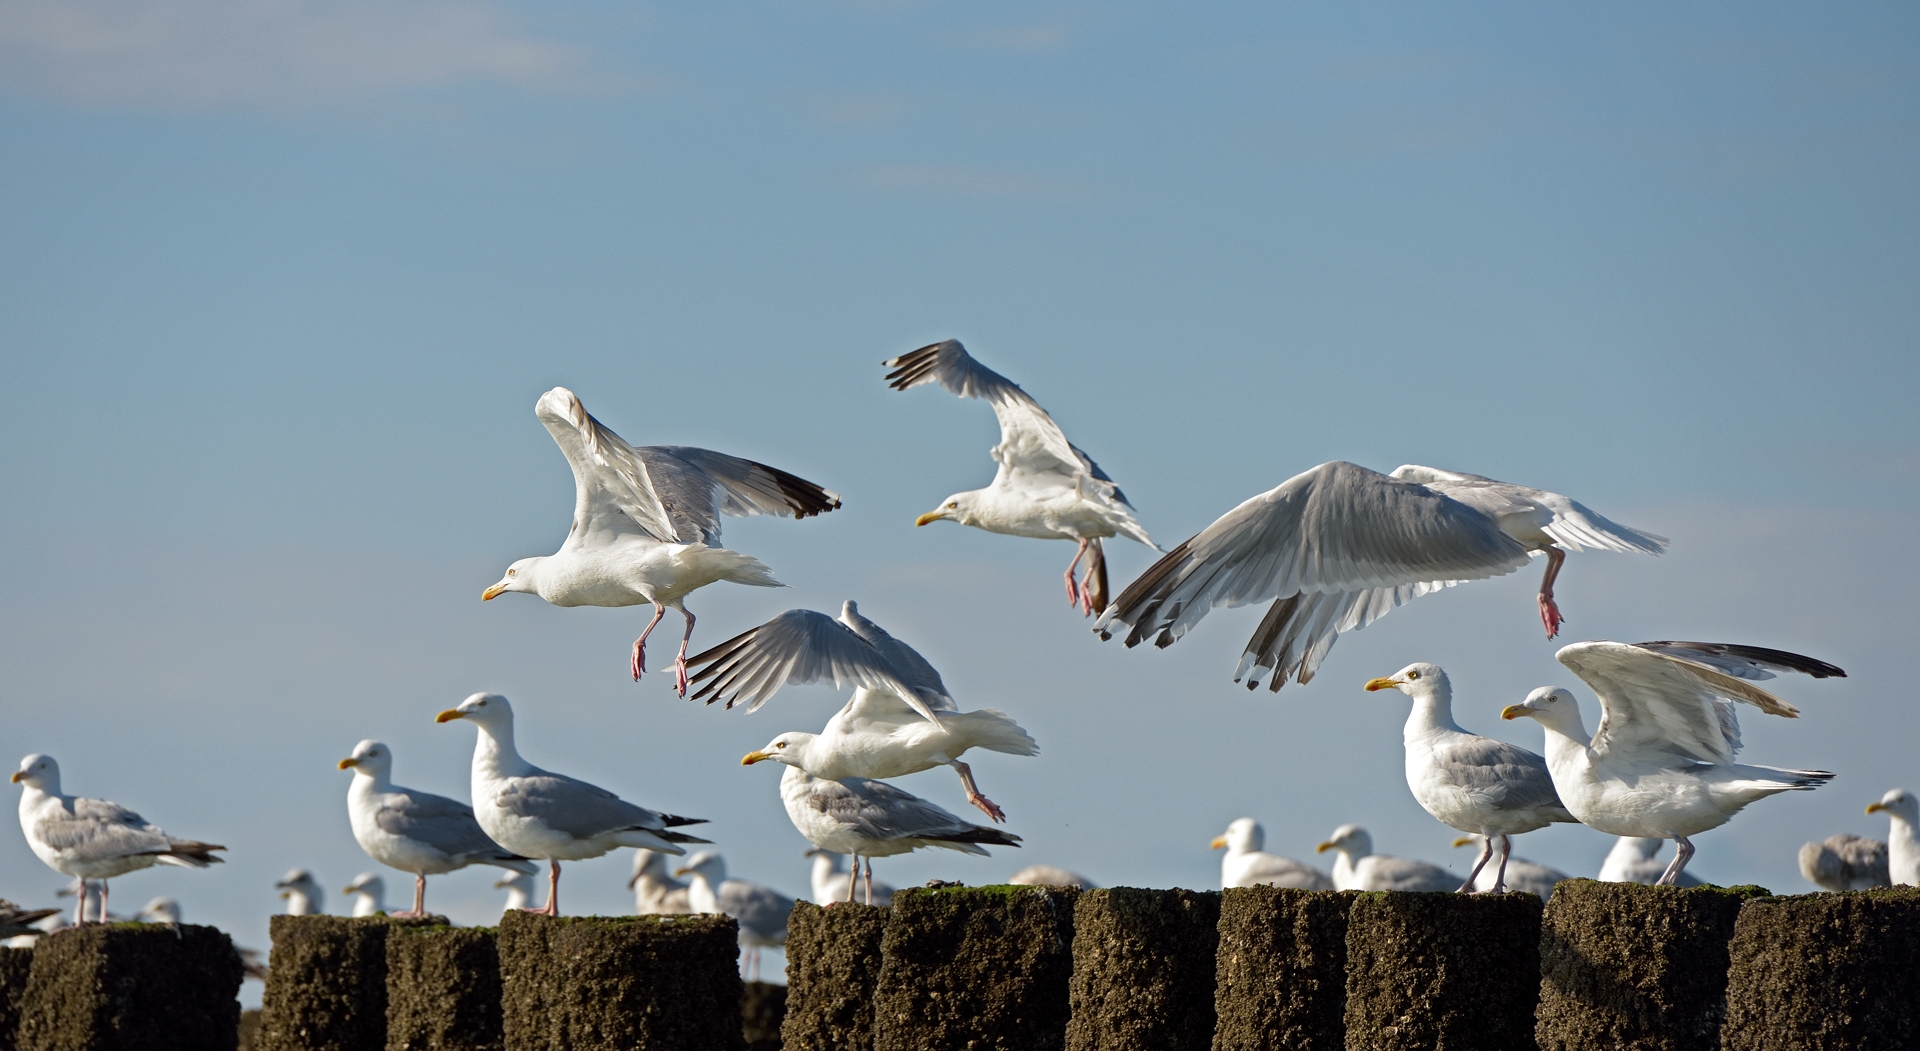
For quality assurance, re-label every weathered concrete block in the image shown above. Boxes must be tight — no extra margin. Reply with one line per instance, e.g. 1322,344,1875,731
873,885,1079,1051
1211,888,1355,1051
16,922,243,1051
781,902,890,1051
1721,888,1920,1050
260,914,441,1051
496,910,746,1051
740,981,786,1051
1537,879,1766,1051
2,947,33,1051
1067,887,1219,1051
237,1009,261,1051
1344,891,1542,1051
386,925,501,1051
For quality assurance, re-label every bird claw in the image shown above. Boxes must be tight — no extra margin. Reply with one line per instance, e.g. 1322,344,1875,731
968,792,1008,823
1063,572,1082,610
1538,594,1564,639
673,656,690,698
631,640,647,682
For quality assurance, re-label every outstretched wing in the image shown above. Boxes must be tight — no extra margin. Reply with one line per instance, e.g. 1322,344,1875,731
685,609,953,721
536,387,680,544
835,600,951,703
1391,465,1669,555
637,446,841,546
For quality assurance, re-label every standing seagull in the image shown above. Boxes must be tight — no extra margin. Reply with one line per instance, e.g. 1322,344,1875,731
436,692,708,916
1211,818,1333,890
1597,838,1702,887
690,601,1038,820
1797,834,1889,891
808,849,895,905
629,848,693,914
1363,663,1577,892
1095,462,1666,690
276,869,325,915
339,739,537,917
885,340,1156,616
1503,641,1843,886
675,850,795,982
341,873,389,917
13,754,224,927
1314,825,1457,892
482,387,841,696
1866,789,1920,886
1449,837,1571,897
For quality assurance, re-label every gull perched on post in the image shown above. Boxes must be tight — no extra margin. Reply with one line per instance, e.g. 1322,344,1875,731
675,850,796,982
1503,640,1844,886
338,739,537,917
482,387,842,695
1363,663,1577,892
691,600,1038,820
495,871,534,914
436,692,709,916
277,869,324,915
1866,789,1920,886
630,848,693,914
13,754,224,927
1797,834,1889,891
808,849,895,905
1449,837,1570,897
1314,825,1457,892
342,873,389,917
1211,818,1333,890
1597,838,1702,887
884,340,1156,616
1095,462,1666,690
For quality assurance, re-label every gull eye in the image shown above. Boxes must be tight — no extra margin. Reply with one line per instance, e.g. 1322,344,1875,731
1407,671,1420,680
775,742,787,749
947,502,957,509
507,569,516,577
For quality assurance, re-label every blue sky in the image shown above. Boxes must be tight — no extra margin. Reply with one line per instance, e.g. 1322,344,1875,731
2,1,1916,991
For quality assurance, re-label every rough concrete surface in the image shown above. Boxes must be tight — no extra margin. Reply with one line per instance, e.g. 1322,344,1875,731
385,925,501,1051
1537,879,1766,1051
1721,888,1920,1050
740,980,786,1051
1,947,33,1051
1212,888,1356,1051
1066,887,1219,1051
15,922,244,1051
1344,891,1542,1051
496,910,746,1051
873,885,1079,1051
782,902,890,1051
237,1009,260,1051
259,914,442,1051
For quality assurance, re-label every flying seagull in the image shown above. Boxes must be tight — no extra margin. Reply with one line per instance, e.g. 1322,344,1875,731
885,340,1156,616
483,387,841,695
1095,461,1666,690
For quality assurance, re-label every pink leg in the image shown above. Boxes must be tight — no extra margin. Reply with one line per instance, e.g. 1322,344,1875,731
73,880,88,928
632,604,668,681
845,857,859,905
401,873,426,918
949,760,1007,823
863,858,876,905
1537,547,1567,639
1492,835,1513,894
529,860,560,916
98,881,109,924
1063,538,1090,610
1656,836,1695,887
1457,836,1495,893
673,607,697,698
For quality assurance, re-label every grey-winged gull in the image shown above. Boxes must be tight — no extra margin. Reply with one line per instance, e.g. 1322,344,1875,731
1597,837,1703,886
276,869,324,915
675,850,796,981
342,873,388,917
630,848,693,914
1315,825,1456,892
809,849,895,905
1212,818,1333,890
1798,833,1889,891
495,870,534,913
1449,836,1570,896
1007,864,1097,889
1866,789,1920,886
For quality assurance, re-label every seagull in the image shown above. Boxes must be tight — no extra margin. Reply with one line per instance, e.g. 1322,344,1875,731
1095,462,1666,690
1363,663,1577,893
13,754,225,927
54,878,115,924
338,739,538,917
1007,864,1098,889
630,848,693,914
808,849,895,905
884,340,1156,616
482,387,842,695
135,896,182,924
1798,834,1889,892
1211,818,1334,890
693,601,1039,821
1503,640,1844,886
1448,836,1570,897
0,899,59,939
277,869,325,915
1314,825,1457,892
436,692,709,916
495,871,534,913
1597,837,1702,887
744,754,1021,902
1866,789,1920,886
675,850,796,982
342,873,389,918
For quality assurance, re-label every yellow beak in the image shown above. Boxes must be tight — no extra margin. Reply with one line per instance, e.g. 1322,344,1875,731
341,886,356,895
481,582,507,601
9,772,23,783
1315,841,1336,853
673,868,693,878
1867,802,1887,814
436,709,465,723
741,751,772,766
1210,836,1228,850
1452,836,1475,848
914,510,944,527
1364,677,1401,692
1500,704,1529,721
337,758,359,770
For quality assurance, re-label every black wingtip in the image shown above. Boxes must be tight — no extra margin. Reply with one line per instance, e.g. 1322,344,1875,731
1637,641,1848,679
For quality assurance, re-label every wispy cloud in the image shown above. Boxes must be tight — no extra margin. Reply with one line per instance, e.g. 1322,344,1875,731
860,162,1091,200
0,0,597,111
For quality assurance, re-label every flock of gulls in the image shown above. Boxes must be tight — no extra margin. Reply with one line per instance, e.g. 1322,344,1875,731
9,340,1915,973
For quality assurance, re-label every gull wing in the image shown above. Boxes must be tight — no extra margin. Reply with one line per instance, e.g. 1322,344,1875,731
1427,736,1575,819
685,609,953,721
835,600,952,704
1630,641,1847,682
375,787,531,868
636,446,841,546
717,881,796,939
804,775,1020,853
1391,465,1669,555
36,797,223,867
535,387,680,545
495,771,690,843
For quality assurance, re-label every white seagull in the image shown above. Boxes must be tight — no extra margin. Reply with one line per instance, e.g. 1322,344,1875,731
1211,818,1333,890
675,850,796,982
1363,663,1577,892
13,754,225,927
1597,838,1702,887
885,340,1156,616
135,896,182,924
1797,833,1889,892
436,692,709,916
1866,789,1920,886
691,600,1038,821
808,849,895,905
1449,836,1570,897
276,869,324,915
1503,640,1844,886
1314,825,1457,892
629,848,693,914
338,739,537,917
494,871,534,914
342,873,389,917
1095,462,1666,690
1008,864,1097,889
482,387,842,695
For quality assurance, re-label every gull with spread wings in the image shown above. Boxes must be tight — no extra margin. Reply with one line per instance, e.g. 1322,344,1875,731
1095,461,1667,690
482,387,841,695
885,340,1156,616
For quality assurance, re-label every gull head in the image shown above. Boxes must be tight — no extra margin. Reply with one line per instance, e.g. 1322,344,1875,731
742,732,814,768
1867,788,1919,821
1315,823,1371,859
276,868,323,915
673,849,725,883
629,848,674,888
1502,686,1581,731
1212,817,1264,853
438,692,512,728
482,558,541,601
1364,662,1450,701
136,897,181,924
915,492,978,528
343,872,384,897
11,754,57,791
337,740,393,779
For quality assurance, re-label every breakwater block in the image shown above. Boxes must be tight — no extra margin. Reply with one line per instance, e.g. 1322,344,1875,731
740,981,786,1051
1066,888,1219,1051
1721,888,1920,1050
2,947,33,1051
872,885,1079,1051
1343,891,1541,1051
386,925,502,1051
259,914,441,1051
15,922,243,1051
496,911,746,1051
236,1009,260,1051
1211,888,1355,1051
1537,879,1765,1051
782,902,889,1051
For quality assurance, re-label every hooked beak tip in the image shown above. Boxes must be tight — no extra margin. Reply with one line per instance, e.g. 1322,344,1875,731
337,758,358,770
436,710,464,724
9,772,23,783
914,511,942,527
1451,837,1474,848
1500,704,1528,721
1867,803,1887,814
1315,842,1335,853
1209,836,1227,850
481,583,506,601
1363,677,1399,693
741,751,770,766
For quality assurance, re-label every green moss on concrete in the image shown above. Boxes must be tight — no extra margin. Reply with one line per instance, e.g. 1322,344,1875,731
1536,879,1766,1051
1721,888,1920,1050
782,902,890,1051
1066,888,1218,1051
385,925,500,1051
740,981,786,1051
1343,891,1541,1051
497,910,746,1051
15,922,243,1051
1211,888,1356,1051
873,885,1079,1051
1,947,33,1051
259,914,442,1051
